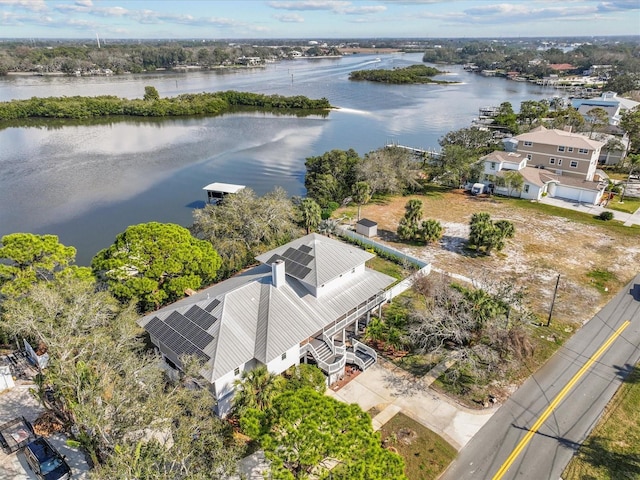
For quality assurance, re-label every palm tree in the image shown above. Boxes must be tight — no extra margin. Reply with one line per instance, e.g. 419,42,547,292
233,365,280,413
351,181,371,221
298,198,321,234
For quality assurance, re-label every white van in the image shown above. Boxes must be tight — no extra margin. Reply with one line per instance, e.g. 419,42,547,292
471,183,486,195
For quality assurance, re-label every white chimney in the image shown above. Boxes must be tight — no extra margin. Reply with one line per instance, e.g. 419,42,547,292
272,260,285,288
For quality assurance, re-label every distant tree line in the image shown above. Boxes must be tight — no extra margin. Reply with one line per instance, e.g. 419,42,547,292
349,64,451,84
0,41,281,75
0,89,331,121
421,40,640,94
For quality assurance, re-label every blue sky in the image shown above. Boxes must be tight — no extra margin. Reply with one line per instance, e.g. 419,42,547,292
1,0,639,39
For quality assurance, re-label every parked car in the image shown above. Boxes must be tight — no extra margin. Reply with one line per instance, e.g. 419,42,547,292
23,437,72,480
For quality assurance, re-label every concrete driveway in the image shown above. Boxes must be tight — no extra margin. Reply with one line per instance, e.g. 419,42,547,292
327,360,495,451
0,384,90,480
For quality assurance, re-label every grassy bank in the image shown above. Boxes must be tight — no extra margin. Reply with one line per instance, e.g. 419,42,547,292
380,412,457,480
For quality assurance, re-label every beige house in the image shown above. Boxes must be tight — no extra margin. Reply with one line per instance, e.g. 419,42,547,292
479,127,607,205
514,126,604,181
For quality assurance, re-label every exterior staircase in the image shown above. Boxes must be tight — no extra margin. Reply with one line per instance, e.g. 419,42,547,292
302,334,378,382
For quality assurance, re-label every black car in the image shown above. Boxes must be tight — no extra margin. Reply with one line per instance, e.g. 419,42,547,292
23,437,72,480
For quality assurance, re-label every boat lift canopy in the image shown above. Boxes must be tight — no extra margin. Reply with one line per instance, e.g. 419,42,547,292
202,182,245,203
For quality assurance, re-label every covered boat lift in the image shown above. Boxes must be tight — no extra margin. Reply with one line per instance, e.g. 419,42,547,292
202,182,245,204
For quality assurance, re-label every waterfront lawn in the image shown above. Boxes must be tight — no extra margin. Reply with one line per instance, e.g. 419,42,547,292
380,412,457,480
562,363,640,480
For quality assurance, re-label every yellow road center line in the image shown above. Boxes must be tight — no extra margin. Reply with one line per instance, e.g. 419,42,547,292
492,320,630,480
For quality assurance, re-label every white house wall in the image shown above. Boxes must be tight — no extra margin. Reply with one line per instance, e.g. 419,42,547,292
213,358,258,402
266,343,300,375
521,183,542,201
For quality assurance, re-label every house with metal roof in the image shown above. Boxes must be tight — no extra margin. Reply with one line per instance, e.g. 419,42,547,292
138,233,395,416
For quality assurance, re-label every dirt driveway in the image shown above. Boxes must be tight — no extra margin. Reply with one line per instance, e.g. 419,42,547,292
351,190,640,324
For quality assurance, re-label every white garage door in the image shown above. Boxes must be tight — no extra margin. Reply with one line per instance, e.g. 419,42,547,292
553,185,599,205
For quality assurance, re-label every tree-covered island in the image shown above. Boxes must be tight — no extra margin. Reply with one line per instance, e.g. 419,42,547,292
349,64,456,84
0,88,332,121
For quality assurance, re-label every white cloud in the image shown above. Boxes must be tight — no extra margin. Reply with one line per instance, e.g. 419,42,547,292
342,5,387,14
274,13,305,22
269,1,351,11
0,0,47,12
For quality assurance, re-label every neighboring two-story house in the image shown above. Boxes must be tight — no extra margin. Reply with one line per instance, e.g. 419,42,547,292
138,233,395,416
480,126,607,205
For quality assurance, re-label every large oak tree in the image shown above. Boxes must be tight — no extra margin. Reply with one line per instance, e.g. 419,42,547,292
92,222,221,311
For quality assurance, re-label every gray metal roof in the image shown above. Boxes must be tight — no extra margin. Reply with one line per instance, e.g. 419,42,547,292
139,234,395,385
255,233,375,288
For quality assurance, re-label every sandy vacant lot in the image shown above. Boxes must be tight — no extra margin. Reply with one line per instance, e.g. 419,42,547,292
351,190,640,325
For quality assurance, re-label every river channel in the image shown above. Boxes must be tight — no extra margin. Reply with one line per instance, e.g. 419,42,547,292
0,53,554,265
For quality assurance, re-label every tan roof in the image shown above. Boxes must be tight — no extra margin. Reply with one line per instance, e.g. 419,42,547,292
549,63,575,71
515,166,604,191
481,151,526,165
515,126,604,150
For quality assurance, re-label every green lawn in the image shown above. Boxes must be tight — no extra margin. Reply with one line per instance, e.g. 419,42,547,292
563,364,640,480
366,256,406,281
607,196,640,214
380,412,457,480
498,197,640,237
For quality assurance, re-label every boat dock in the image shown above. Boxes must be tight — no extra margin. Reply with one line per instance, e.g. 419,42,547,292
385,141,442,159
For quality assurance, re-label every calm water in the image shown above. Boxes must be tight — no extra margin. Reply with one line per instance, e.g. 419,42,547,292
0,53,554,264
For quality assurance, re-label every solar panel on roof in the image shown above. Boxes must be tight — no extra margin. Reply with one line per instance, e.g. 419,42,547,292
181,320,201,339
185,305,201,320
283,247,297,259
145,317,163,336
191,330,214,349
185,306,216,330
296,250,314,266
298,244,312,254
196,351,211,362
204,298,220,312
165,311,186,329
288,249,304,263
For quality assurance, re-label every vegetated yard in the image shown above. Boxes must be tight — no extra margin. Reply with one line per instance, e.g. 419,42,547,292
339,188,640,404
380,412,457,480
348,188,640,326
562,364,640,480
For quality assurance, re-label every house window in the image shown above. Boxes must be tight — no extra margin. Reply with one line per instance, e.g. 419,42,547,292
234,367,240,376
490,162,496,170
558,158,563,166
281,352,287,360
558,146,565,152
526,154,532,160
570,160,578,168
567,147,574,152
578,148,588,154
524,141,533,147
524,184,529,193
549,158,556,165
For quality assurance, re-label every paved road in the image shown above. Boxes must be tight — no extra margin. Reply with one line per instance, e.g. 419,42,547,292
441,274,640,480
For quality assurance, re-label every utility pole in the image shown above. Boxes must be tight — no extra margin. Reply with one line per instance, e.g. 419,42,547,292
547,274,560,327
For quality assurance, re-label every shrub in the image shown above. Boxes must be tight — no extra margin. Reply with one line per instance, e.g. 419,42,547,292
598,211,614,221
